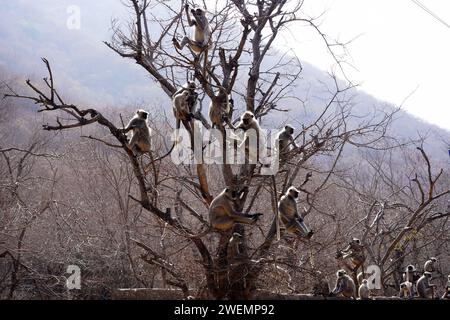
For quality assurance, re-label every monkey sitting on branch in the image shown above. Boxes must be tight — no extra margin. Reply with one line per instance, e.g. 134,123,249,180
173,88,194,133
209,88,234,130
276,124,300,161
173,81,199,118
209,187,262,232
277,186,314,239
121,109,152,155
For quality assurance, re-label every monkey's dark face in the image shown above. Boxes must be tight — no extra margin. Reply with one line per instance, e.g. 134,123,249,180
431,258,437,263
288,187,299,199
137,110,148,120
242,114,254,126
192,8,205,18
285,126,294,135
225,188,238,200
186,81,196,91
407,265,415,271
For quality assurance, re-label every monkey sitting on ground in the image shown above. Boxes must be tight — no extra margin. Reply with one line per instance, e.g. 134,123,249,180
277,186,314,239
416,271,436,299
331,269,356,299
402,264,419,296
358,279,370,299
276,124,299,160
173,5,212,55
424,257,437,273
399,281,413,299
121,109,152,155
209,187,262,232
442,274,450,299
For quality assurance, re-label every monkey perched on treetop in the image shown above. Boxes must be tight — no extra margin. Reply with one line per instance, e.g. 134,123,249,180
173,5,212,55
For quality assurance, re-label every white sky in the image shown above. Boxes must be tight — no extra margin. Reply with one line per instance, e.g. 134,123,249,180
277,0,450,130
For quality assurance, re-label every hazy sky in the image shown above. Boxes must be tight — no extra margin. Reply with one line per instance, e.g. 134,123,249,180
277,0,450,130
1,0,449,130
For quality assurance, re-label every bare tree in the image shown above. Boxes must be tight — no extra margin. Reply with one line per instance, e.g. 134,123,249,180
5,0,402,299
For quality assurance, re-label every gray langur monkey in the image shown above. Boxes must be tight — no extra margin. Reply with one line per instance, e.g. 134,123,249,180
121,109,152,155
209,88,234,129
442,274,450,299
277,186,314,239
173,89,194,132
173,81,199,116
416,271,436,299
331,269,356,299
399,281,413,299
277,124,299,157
403,264,418,282
358,279,370,299
357,271,372,286
424,257,437,273
173,5,212,55
337,238,365,271
235,111,267,162
402,264,419,296
208,187,263,231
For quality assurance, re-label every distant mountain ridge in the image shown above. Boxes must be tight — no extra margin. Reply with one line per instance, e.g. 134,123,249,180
1,0,448,162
